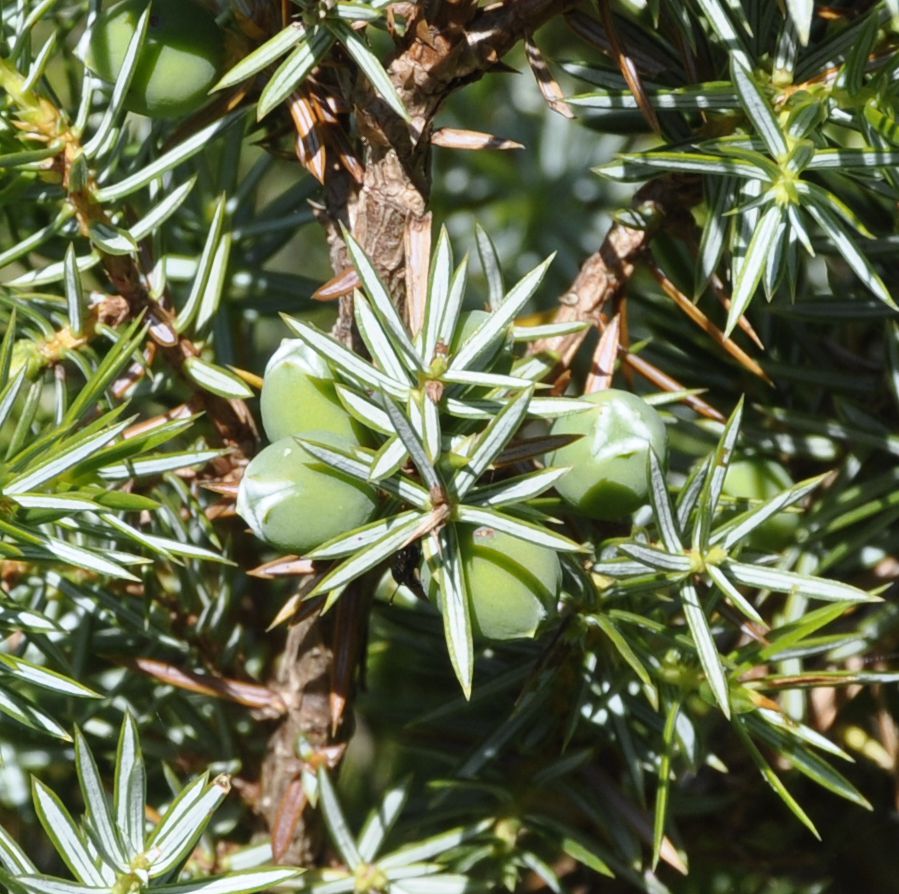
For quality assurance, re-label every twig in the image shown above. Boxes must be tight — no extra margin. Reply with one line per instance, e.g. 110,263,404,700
532,176,702,367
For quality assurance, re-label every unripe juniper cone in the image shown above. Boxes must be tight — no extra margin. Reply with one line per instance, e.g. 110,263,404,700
83,0,224,118
722,457,799,551
425,526,561,641
547,389,668,520
260,339,369,446
236,435,378,555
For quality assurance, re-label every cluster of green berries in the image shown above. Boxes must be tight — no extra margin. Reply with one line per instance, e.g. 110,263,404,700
237,337,673,640
80,3,800,640
237,340,379,555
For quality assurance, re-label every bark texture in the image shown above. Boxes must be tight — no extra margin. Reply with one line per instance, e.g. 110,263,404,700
258,615,332,866
325,0,578,294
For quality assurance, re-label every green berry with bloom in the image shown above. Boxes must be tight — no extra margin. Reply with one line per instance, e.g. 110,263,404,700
547,389,667,520
84,0,224,118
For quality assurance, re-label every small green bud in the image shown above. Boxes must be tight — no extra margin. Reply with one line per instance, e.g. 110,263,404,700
9,340,44,380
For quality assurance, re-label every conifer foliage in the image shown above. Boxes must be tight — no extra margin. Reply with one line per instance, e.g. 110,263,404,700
1,1,899,891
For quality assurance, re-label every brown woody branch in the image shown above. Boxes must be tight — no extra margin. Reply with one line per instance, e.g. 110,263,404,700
88,237,259,463
263,0,582,865
322,0,579,297
532,175,702,366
